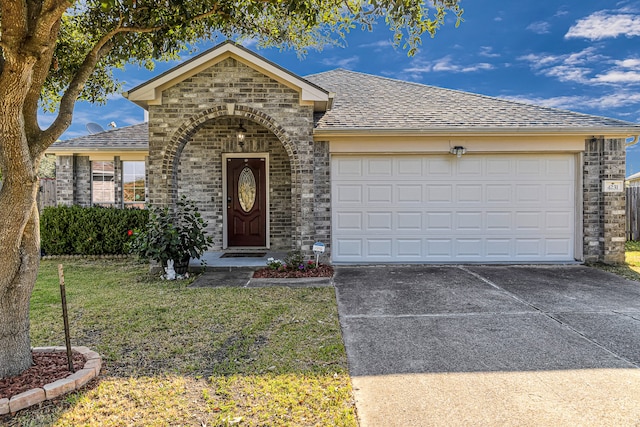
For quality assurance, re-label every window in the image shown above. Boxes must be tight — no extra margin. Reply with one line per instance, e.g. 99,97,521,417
122,161,145,208
91,161,115,206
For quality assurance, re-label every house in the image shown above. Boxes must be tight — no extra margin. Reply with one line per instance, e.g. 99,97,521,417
48,41,640,264
627,171,640,187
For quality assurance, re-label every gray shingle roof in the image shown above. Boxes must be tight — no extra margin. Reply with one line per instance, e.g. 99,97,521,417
306,69,640,133
50,123,148,151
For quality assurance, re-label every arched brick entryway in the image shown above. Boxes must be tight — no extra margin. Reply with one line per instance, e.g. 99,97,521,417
158,105,304,248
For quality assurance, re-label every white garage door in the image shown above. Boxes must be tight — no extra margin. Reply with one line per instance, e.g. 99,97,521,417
331,154,576,263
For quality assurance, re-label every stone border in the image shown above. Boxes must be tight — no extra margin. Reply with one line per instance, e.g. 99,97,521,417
0,346,102,416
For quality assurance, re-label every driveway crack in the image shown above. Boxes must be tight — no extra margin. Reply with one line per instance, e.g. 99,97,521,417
458,266,640,369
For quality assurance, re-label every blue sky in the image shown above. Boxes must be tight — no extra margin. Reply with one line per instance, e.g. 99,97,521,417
46,0,640,174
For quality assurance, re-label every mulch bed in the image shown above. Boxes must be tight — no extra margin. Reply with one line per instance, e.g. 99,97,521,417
253,264,334,279
0,351,86,400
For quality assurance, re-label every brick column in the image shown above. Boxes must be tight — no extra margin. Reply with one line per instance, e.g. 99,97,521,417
55,155,74,206
313,140,331,255
583,137,626,264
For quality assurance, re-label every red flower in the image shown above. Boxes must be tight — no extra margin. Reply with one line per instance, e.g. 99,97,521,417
127,229,133,236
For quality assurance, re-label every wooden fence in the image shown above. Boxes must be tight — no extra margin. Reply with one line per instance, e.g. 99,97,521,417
38,178,56,210
627,186,640,241
0,178,56,211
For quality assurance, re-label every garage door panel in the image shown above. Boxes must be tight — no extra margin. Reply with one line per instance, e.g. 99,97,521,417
515,239,543,256
427,185,453,202
426,158,453,175
547,158,574,175
457,159,483,175
368,159,393,176
336,184,362,203
336,212,363,231
426,212,452,230
457,212,483,230
397,212,423,230
546,211,572,229
367,239,393,257
515,185,543,202
332,154,575,263
487,212,512,230
426,239,453,257
367,185,393,203
486,159,512,175
366,212,393,230
397,159,423,175
398,239,422,256
515,212,542,230
547,184,572,202
516,159,544,175
486,185,512,203
546,239,572,256
335,239,363,258
457,239,483,257
457,185,483,203
397,185,423,202
486,239,512,257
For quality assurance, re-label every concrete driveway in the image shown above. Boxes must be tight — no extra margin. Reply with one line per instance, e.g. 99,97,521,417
334,265,640,426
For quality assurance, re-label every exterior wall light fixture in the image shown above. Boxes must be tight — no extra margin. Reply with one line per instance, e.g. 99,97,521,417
236,123,247,147
449,146,466,158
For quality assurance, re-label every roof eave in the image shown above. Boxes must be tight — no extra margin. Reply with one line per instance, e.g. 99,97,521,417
46,146,148,154
313,127,640,138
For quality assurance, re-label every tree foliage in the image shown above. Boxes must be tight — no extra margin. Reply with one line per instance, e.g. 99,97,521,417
40,0,463,109
0,0,462,377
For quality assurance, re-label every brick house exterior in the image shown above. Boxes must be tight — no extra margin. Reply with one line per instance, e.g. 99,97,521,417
49,41,640,264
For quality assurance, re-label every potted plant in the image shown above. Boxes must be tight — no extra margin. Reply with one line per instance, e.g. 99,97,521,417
129,196,212,275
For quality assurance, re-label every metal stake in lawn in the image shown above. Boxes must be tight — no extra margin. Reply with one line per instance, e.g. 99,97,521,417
58,264,75,373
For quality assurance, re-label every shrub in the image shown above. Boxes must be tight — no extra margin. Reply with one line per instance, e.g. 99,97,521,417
40,205,148,255
128,196,213,268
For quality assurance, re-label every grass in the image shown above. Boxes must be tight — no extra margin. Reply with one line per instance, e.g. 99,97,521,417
589,240,640,281
7,259,356,426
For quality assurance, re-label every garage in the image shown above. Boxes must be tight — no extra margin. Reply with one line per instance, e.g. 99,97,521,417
331,153,577,263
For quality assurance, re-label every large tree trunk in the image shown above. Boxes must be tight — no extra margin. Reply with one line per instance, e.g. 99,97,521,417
0,37,47,377
0,203,40,378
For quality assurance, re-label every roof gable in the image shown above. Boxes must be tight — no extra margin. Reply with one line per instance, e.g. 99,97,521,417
124,41,330,111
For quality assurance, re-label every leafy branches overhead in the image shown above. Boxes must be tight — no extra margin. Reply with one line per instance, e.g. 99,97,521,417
40,0,462,110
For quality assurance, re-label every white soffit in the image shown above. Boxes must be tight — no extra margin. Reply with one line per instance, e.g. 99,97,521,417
123,41,329,109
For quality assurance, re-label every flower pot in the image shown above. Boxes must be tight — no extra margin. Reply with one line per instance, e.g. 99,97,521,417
174,258,190,275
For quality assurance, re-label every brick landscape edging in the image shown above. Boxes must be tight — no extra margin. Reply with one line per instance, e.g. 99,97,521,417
0,346,102,415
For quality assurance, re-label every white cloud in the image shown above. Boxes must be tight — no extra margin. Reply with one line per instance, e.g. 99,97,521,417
504,91,640,111
527,21,551,34
359,40,394,49
517,47,639,86
593,71,640,83
478,46,500,58
616,58,640,68
320,56,359,69
544,65,591,83
565,10,640,40
405,56,494,75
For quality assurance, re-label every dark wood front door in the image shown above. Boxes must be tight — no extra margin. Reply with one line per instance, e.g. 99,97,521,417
227,157,267,247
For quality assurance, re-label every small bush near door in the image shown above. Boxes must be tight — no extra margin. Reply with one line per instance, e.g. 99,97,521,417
40,205,149,255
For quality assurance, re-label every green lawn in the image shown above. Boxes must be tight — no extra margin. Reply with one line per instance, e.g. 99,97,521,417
588,241,640,281
9,259,356,426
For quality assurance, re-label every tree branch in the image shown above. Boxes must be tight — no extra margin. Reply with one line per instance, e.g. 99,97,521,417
40,3,223,146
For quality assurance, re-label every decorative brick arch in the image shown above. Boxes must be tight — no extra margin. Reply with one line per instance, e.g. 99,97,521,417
161,104,303,243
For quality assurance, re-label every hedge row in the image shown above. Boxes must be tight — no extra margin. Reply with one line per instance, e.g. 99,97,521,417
40,205,149,255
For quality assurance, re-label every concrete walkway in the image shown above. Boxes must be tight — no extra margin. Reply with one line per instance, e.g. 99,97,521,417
334,265,640,426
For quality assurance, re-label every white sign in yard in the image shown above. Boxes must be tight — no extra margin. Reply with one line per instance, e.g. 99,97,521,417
603,180,624,193
312,242,325,266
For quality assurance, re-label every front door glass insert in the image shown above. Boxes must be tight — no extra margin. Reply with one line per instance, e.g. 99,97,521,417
238,166,256,212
